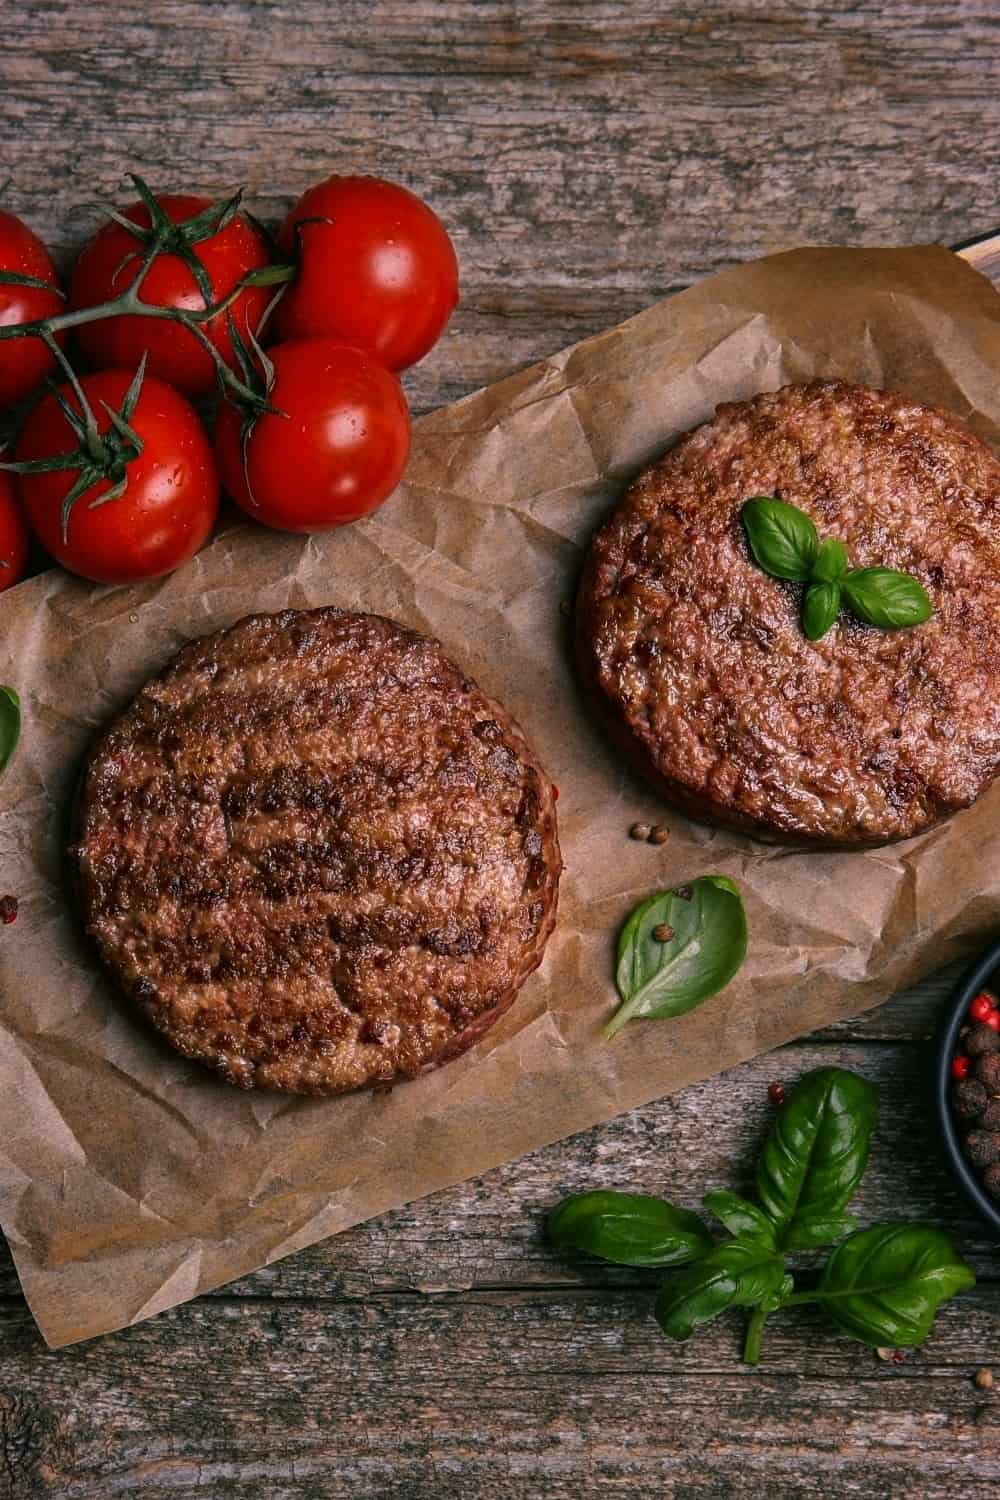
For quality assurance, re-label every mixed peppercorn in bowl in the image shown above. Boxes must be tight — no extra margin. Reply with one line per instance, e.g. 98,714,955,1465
937,935,1000,1235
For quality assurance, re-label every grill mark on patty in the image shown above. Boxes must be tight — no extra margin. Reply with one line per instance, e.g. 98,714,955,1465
75,608,561,1094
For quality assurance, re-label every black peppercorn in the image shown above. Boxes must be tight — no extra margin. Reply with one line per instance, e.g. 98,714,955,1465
982,1164,1000,1201
953,1078,989,1121
966,1023,1000,1057
964,1130,1000,1168
975,1053,1000,1092
981,1097,1000,1131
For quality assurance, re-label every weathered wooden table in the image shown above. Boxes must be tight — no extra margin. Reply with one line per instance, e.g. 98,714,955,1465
3,4,1000,1495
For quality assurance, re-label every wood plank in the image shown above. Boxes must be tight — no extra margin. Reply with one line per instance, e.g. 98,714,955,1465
3,2,1000,414
0,1288,996,1499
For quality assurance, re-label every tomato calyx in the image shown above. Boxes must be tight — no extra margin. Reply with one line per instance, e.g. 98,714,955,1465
104,174,248,310
222,310,287,506
0,354,148,543
103,176,295,312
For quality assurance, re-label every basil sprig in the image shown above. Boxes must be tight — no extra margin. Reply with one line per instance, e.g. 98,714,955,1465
546,1067,974,1367
605,876,747,1039
741,496,932,640
0,686,20,779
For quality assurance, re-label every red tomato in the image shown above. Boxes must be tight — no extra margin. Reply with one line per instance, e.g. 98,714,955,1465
0,471,29,591
69,193,271,397
0,209,64,408
15,368,219,584
274,176,459,370
215,338,410,532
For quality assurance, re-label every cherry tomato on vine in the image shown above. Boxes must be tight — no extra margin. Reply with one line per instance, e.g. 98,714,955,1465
0,208,65,408
69,185,271,397
215,338,411,532
274,176,459,370
14,367,219,585
0,472,29,592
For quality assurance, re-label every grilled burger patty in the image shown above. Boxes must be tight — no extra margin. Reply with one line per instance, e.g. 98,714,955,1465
75,608,561,1093
578,381,1000,847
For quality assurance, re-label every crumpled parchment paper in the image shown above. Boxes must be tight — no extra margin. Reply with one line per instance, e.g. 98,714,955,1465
2,244,999,1347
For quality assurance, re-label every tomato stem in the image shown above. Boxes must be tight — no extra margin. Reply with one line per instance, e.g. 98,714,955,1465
0,235,296,412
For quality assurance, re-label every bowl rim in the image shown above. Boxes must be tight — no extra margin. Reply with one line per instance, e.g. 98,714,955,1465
934,933,1000,1236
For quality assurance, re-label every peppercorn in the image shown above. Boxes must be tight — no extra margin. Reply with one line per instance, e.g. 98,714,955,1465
648,825,669,845
0,894,17,925
630,822,652,841
953,1078,989,1121
652,924,675,943
966,1023,1000,1057
952,1054,971,1081
975,1367,995,1391
981,1097,1000,1130
963,1130,1000,1168
767,1081,786,1107
975,1052,1000,1091
982,1164,1000,1201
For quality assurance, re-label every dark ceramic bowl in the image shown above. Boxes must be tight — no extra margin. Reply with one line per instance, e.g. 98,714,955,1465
935,935,1000,1237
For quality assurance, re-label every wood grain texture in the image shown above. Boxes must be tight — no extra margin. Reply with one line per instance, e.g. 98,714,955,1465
3,2,1000,1496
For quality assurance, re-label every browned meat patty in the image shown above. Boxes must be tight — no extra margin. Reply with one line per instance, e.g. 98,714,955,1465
577,380,1000,847
74,608,561,1093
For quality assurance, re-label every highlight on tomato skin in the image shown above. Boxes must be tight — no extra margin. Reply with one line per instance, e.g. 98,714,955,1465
68,192,272,398
274,175,459,371
0,472,29,592
215,337,412,534
0,207,65,409
14,368,220,586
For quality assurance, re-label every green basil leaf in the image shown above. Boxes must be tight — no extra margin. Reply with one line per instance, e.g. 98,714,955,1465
547,1190,713,1268
606,875,747,1039
816,1224,975,1348
702,1190,776,1249
812,537,849,584
802,581,841,641
0,687,20,779
842,568,933,630
741,497,819,581
655,1239,787,1341
756,1068,878,1247
781,1212,858,1252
